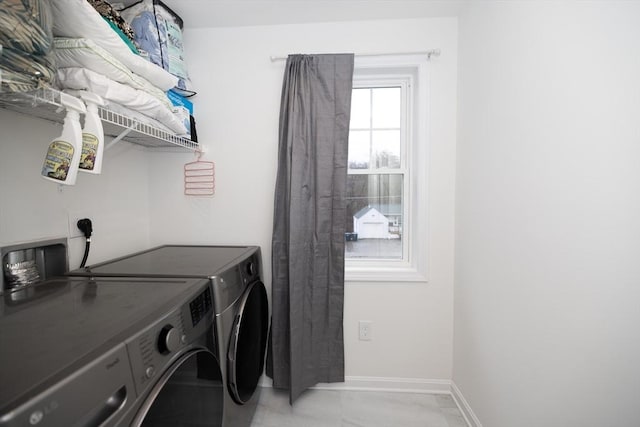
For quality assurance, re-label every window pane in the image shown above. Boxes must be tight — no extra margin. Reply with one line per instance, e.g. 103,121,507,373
372,130,401,169
350,88,371,129
348,130,370,169
345,174,403,260
372,87,401,128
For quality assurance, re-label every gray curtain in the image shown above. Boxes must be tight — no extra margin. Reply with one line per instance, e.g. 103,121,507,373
268,54,354,403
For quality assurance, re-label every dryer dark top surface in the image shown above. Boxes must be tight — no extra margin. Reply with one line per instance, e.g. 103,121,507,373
76,245,257,278
0,276,204,412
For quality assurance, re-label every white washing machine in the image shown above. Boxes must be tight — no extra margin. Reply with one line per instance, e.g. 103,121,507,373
69,245,269,427
0,275,222,427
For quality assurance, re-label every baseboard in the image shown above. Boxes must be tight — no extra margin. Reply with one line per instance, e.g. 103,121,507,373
313,376,452,394
259,375,451,394
259,374,479,427
451,381,483,427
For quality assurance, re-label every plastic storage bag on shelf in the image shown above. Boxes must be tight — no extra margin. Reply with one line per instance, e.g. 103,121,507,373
0,0,55,92
0,66,44,93
119,0,195,96
0,46,56,92
0,0,53,56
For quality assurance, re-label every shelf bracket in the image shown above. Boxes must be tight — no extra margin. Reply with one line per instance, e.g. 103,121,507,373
105,122,140,150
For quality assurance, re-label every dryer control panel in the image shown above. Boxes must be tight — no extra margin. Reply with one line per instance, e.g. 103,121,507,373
125,282,214,396
241,255,261,285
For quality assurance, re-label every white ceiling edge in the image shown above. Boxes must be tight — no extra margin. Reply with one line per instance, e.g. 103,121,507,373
141,0,466,29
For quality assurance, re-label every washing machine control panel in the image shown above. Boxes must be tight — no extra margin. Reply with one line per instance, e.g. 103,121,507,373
189,285,212,326
126,283,214,396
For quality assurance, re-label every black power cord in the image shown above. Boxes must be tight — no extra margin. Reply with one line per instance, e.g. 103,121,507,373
77,218,93,268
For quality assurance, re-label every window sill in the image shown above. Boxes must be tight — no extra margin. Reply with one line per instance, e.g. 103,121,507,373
345,264,428,283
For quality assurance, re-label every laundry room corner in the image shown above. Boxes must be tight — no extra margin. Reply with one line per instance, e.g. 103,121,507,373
147,15,458,388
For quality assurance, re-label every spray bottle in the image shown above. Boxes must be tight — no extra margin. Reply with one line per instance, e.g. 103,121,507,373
77,91,106,174
41,93,86,185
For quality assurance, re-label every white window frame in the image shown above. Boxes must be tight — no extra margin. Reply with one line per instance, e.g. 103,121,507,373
345,54,429,283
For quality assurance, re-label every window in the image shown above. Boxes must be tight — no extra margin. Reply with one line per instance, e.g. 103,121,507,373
345,55,429,282
347,86,405,260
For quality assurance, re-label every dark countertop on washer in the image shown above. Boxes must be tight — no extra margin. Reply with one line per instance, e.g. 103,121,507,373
70,245,256,278
0,276,203,413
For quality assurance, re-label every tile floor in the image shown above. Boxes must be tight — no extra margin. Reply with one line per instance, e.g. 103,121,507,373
251,387,468,427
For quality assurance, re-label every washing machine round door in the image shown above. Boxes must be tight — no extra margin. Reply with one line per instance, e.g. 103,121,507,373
227,280,269,404
133,349,223,426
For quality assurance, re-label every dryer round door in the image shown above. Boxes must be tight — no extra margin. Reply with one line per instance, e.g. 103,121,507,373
133,349,223,427
227,280,269,404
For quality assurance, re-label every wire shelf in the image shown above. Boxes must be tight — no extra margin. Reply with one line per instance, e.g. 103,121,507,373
0,87,198,151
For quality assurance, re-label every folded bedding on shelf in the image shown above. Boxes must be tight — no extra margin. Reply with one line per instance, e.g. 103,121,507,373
53,38,172,109
57,67,187,136
86,0,136,47
50,0,177,91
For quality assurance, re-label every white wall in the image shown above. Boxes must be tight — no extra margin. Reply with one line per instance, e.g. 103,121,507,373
0,109,152,269
149,17,458,382
455,1,640,426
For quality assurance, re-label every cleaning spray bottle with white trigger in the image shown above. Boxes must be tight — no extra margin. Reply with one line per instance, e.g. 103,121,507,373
41,93,86,185
77,91,105,174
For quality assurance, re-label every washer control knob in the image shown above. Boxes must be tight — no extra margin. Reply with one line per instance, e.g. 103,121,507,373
158,325,180,354
246,261,256,277
145,366,155,379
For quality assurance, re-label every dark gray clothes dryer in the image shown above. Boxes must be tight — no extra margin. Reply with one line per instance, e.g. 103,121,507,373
69,245,269,427
0,276,221,427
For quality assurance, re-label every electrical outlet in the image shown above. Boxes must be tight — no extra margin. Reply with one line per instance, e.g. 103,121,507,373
359,321,373,341
68,211,93,239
